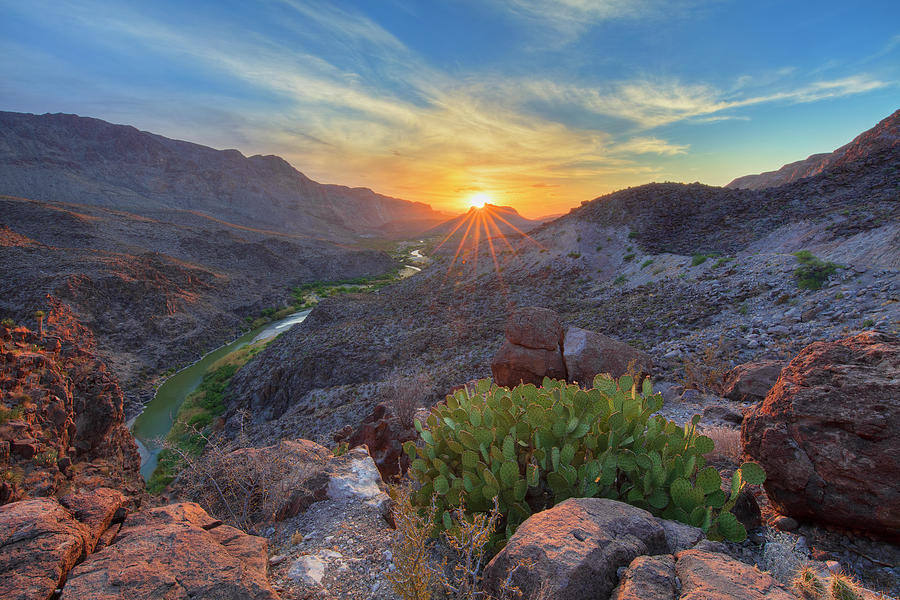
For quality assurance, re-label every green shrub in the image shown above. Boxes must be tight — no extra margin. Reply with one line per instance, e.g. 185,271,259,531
641,259,654,270
713,257,733,268
1,318,14,328
792,251,840,290
861,318,874,328
613,274,627,286
623,253,635,262
628,231,637,239
404,376,764,543
567,252,581,259
33,449,58,468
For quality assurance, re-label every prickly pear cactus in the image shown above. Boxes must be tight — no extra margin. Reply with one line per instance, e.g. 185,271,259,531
403,375,765,543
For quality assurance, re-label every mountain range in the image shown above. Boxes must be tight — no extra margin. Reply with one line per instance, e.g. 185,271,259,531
0,111,450,241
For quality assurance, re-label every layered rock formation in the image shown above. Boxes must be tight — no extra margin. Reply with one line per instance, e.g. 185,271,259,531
742,331,900,538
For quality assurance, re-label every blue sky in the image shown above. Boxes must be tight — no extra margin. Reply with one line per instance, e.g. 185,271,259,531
1,0,898,216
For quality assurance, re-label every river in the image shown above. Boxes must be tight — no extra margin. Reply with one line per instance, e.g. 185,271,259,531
130,248,429,480
130,309,310,479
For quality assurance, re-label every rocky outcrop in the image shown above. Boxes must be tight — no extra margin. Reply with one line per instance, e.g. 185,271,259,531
0,497,90,600
727,109,899,190
0,316,142,503
491,307,650,388
59,487,127,553
722,360,784,403
742,331,900,538
482,498,668,600
333,403,417,480
492,307,567,387
563,326,653,384
60,502,279,600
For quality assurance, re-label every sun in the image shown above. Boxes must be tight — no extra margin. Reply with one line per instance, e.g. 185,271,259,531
466,192,492,209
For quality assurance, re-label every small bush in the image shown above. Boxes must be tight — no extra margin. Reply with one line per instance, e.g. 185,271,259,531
623,253,635,262
640,259,654,270
613,274,627,285
0,405,24,424
33,449,58,468
1,318,14,327
700,426,741,464
713,257,733,268
567,252,581,259
792,251,840,290
861,318,875,328
692,254,709,266
405,376,765,545
628,231,637,239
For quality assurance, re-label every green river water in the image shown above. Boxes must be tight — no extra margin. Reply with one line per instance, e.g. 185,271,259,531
130,310,310,480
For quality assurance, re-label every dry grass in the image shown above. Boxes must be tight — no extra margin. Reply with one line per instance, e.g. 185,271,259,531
680,336,735,394
384,372,433,430
701,425,742,464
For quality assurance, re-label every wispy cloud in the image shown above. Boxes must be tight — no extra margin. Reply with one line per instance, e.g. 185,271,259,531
2,0,896,215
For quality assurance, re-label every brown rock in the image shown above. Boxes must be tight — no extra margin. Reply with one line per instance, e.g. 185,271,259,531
482,498,667,600
10,438,37,458
491,339,567,387
333,403,417,480
723,360,785,403
610,554,677,600
730,487,761,531
0,497,89,600
742,331,900,538
505,306,563,350
60,487,127,552
675,549,795,599
60,502,279,600
562,327,653,385
654,518,704,553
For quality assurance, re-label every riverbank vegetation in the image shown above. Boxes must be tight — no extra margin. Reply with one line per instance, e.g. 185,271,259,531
147,339,267,493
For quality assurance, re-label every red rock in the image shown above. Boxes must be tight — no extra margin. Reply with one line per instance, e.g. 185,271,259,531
562,327,653,385
742,331,900,539
482,498,667,600
60,502,279,600
10,438,37,458
722,360,785,403
611,554,677,600
505,306,563,350
60,487,127,552
491,339,567,387
333,403,416,480
0,497,89,600
675,549,795,599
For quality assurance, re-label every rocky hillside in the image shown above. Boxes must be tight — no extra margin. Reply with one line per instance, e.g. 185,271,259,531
0,111,449,240
222,117,898,448
0,312,142,505
727,109,899,189
0,194,394,414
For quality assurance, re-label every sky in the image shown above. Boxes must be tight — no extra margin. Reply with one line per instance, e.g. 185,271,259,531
1,1,898,218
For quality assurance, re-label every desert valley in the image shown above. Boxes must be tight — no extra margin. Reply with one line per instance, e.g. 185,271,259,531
1,3,899,599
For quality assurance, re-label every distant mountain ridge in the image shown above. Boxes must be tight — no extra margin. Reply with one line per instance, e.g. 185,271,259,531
426,204,541,239
0,111,449,240
727,109,900,190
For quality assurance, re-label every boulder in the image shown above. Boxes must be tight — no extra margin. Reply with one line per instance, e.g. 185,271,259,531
60,502,279,600
562,327,652,385
722,360,785,403
0,497,89,600
505,306,563,350
654,518,704,553
742,331,900,538
60,487,127,552
491,339,567,387
675,549,795,599
610,554,677,600
482,498,667,600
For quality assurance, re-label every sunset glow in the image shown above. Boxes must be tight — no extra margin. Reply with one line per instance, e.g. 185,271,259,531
2,2,897,218
467,193,492,209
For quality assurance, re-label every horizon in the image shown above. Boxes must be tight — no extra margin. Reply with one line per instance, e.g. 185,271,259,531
1,1,898,218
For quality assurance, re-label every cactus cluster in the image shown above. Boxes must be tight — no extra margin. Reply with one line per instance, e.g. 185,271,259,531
403,375,764,543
